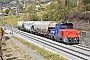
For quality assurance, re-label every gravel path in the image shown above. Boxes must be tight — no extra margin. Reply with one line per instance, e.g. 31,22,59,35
11,37,45,60
2,36,33,60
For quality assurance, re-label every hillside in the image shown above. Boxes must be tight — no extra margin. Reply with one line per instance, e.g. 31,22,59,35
64,12,90,31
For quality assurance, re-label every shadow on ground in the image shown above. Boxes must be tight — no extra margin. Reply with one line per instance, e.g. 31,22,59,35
4,36,10,40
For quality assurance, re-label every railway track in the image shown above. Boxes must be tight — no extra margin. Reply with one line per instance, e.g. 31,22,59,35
3,26,90,60
72,44,90,51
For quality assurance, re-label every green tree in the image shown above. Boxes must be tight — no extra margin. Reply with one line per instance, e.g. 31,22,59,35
80,0,90,11
25,5,37,21
5,9,10,14
43,13,49,21
25,5,33,14
85,4,90,11
81,0,90,5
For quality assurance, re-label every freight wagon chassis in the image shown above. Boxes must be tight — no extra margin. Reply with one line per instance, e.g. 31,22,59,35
50,35,79,44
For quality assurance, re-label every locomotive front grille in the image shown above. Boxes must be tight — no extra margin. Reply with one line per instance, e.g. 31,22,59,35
68,38,79,44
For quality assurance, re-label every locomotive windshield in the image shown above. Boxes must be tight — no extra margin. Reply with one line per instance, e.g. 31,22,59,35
56,24,60,28
61,23,73,29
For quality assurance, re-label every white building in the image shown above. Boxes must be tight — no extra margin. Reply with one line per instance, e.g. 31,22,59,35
36,5,40,10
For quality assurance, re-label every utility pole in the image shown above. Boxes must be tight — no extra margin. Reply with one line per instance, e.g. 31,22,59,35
0,16,2,26
40,12,42,21
24,0,26,8
11,10,14,34
1,17,2,26
0,14,4,27
16,9,19,21
35,0,36,4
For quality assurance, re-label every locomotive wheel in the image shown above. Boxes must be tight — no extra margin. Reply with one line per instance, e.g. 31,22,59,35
50,36,54,40
59,38,63,43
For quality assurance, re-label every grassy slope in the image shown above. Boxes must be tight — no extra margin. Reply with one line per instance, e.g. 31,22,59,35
13,36,68,60
0,14,24,27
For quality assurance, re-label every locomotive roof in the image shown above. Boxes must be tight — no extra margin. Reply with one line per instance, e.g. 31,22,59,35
60,22,73,25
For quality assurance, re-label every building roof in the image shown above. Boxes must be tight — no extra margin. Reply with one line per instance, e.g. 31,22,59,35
0,12,5,16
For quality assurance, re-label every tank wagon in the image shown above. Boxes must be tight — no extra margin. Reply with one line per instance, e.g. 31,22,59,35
33,21,57,36
17,21,79,44
17,21,24,30
23,21,35,32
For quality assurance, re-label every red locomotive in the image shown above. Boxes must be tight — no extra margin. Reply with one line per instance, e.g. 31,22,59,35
50,22,79,44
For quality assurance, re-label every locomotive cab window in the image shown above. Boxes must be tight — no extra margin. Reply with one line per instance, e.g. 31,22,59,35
56,24,60,29
61,23,73,29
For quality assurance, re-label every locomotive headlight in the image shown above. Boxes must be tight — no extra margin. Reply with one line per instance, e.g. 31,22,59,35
74,38,77,40
76,34,78,37
51,31,55,34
